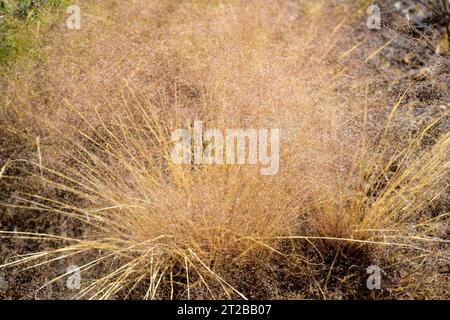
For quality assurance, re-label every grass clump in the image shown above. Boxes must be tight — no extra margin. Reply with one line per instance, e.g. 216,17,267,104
0,0,448,299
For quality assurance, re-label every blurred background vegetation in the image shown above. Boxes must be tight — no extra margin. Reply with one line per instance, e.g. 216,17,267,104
0,0,70,65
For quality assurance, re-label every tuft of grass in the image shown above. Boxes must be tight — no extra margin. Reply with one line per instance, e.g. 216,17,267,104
0,0,449,299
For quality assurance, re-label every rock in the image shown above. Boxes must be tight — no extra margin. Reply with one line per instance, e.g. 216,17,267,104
413,67,432,80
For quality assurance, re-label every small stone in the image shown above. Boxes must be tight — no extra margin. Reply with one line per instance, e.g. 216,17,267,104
403,53,415,64
413,67,431,80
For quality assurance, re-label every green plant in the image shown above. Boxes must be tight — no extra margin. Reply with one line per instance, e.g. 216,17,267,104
0,0,70,65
